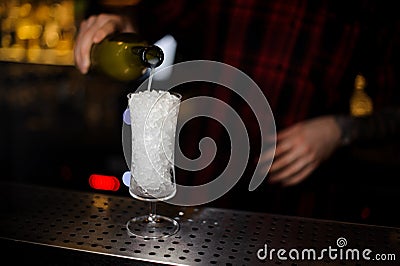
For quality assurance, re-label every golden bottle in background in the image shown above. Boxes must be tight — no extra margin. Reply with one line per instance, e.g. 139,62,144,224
350,74,373,117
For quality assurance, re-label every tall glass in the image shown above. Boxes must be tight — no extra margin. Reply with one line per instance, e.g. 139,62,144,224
126,90,181,239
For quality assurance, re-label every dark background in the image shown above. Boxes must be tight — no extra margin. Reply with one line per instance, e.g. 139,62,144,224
1,0,400,229
0,62,130,192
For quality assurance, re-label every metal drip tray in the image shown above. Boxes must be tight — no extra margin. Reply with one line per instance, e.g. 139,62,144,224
0,182,399,265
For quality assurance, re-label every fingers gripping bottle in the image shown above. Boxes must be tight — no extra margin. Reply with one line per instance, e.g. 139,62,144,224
90,32,164,82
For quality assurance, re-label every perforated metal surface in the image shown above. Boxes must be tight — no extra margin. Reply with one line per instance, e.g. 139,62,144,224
0,181,399,265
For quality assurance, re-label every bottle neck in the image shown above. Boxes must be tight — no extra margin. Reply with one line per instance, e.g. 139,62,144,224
134,45,164,68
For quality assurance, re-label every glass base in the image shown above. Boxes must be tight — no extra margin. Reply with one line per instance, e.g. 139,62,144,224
126,214,179,239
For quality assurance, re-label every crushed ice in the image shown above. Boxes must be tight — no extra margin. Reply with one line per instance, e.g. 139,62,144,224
128,90,180,196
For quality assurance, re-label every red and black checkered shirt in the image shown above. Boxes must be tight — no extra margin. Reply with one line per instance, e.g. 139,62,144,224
135,0,400,187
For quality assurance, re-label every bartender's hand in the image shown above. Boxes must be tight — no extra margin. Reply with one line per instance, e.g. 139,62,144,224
74,14,135,74
260,116,342,186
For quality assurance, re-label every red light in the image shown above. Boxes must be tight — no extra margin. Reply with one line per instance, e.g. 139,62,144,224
89,174,120,191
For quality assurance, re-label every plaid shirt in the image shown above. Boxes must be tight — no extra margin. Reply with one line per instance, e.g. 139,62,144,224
135,0,400,186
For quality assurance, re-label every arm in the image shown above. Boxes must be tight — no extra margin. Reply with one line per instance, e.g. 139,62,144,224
335,108,400,146
260,108,400,187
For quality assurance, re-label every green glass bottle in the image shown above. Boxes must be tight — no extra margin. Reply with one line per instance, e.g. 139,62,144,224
90,32,164,82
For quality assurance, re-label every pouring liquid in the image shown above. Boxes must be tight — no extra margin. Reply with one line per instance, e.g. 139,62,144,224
147,67,155,91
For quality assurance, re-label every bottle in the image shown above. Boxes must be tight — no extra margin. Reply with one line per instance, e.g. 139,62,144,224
90,32,164,82
350,74,373,117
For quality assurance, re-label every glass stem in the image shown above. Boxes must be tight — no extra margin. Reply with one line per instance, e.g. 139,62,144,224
148,202,157,223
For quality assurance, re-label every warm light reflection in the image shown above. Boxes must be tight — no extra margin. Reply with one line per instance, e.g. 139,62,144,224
350,74,373,117
0,0,76,65
17,23,43,40
19,3,32,17
91,194,110,210
26,45,41,61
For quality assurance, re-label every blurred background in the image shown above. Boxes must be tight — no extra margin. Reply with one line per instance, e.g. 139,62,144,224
0,0,130,191
1,0,400,228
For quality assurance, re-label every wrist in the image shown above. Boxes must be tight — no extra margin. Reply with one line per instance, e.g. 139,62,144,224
334,115,355,146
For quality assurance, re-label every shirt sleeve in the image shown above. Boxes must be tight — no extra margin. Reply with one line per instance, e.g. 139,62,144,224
335,107,400,146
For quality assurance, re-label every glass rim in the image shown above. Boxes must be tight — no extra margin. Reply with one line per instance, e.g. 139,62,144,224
127,90,181,100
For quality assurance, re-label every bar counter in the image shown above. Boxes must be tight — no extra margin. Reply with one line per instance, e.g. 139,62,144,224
0,181,399,265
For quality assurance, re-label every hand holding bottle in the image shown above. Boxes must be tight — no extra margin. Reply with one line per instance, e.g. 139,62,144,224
74,14,135,74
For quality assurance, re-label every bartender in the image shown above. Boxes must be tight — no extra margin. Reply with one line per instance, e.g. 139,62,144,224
74,0,400,225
